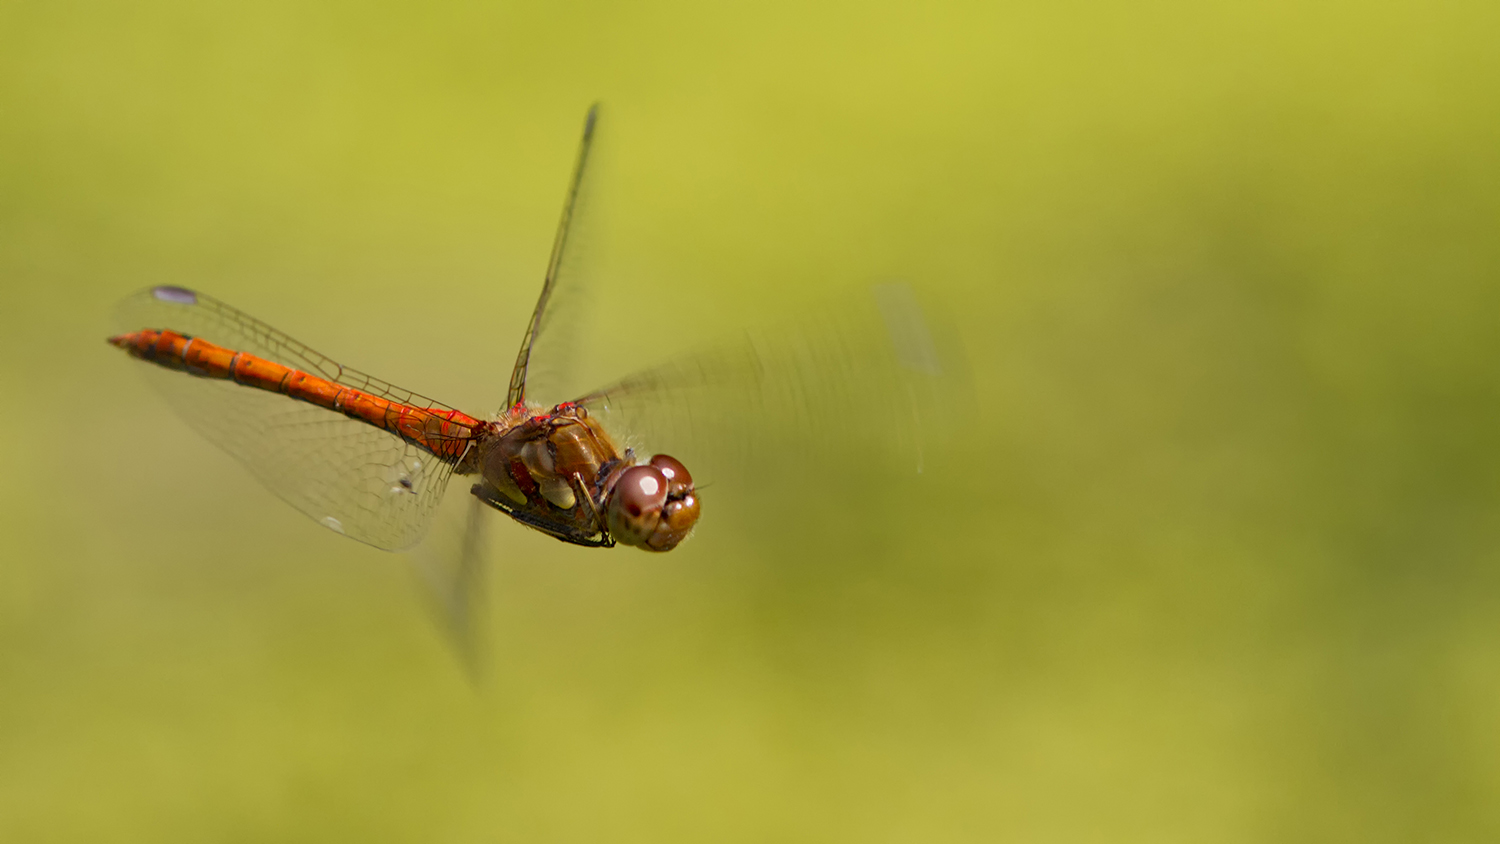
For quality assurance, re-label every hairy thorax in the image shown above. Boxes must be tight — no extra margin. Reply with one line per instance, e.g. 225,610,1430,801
469,403,630,547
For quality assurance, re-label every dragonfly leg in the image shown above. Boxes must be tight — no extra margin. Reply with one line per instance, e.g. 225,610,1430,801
571,472,614,548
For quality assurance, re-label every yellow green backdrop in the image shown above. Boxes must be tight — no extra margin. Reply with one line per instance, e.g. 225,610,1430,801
2,1,1498,841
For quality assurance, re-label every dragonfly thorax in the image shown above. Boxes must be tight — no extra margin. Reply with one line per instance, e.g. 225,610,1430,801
470,403,698,550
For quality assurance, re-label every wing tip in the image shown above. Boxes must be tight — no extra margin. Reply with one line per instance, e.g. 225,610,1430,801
583,102,600,139
151,285,198,305
871,281,945,376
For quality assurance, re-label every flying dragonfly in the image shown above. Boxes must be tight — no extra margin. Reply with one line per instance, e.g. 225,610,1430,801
109,105,962,562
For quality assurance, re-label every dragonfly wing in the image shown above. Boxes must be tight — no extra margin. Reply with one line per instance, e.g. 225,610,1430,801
575,282,974,489
116,286,463,551
412,493,490,681
506,103,608,409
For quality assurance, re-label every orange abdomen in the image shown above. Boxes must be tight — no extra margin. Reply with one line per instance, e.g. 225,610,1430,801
110,329,480,463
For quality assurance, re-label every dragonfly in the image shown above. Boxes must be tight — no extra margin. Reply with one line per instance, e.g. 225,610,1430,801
109,105,959,560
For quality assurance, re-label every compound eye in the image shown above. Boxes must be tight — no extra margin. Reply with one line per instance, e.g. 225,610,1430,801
607,465,668,548
649,454,693,497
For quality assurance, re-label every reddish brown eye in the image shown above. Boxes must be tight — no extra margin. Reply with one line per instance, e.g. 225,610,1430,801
649,454,693,497
607,457,701,552
607,465,668,548
647,455,700,551
617,465,667,515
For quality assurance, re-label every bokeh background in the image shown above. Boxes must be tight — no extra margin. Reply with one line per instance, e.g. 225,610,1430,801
4,1,1500,841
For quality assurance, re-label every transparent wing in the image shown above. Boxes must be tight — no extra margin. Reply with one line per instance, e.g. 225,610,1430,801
574,282,974,490
412,494,490,681
115,286,464,551
506,103,606,409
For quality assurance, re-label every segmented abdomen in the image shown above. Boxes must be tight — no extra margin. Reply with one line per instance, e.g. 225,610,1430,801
110,329,481,463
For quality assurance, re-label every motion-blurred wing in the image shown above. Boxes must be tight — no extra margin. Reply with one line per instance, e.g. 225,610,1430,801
115,286,463,551
412,493,490,681
574,282,973,489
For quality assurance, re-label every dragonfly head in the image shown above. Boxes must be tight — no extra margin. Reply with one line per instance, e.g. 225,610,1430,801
607,454,699,552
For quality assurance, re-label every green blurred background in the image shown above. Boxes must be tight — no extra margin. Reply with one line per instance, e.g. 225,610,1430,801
3,1,1500,841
